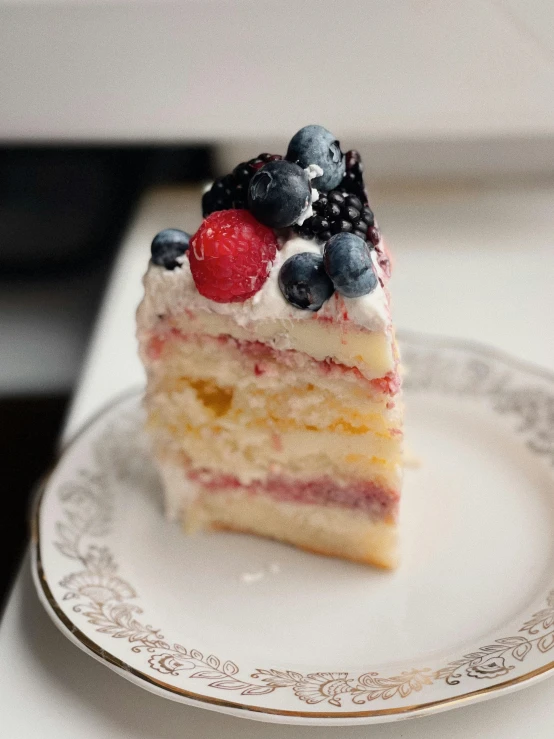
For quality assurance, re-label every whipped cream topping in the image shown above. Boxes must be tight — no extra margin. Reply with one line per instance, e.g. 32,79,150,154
139,232,391,334
295,164,323,226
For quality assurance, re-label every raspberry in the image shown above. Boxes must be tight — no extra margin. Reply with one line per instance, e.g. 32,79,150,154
189,210,278,303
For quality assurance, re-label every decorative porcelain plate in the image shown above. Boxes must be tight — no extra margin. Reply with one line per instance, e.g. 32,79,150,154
32,333,554,726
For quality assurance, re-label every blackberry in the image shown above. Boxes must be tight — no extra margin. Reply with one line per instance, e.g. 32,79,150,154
367,225,381,247
202,153,282,217
294,148,379,244
295,190,375,245
339,149,368,204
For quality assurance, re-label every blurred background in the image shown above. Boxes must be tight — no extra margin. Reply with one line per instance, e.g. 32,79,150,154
1,0,553,608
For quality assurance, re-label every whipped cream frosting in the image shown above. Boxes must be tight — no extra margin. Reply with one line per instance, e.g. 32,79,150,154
139,233,390,334
295,164,322,226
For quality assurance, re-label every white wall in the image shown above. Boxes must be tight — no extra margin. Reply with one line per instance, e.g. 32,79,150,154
1,0,554,143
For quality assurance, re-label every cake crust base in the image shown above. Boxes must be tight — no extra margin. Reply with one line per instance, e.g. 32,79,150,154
185,489,399,569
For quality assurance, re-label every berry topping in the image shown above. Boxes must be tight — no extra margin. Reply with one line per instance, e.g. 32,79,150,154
340,149,368,203
286,125,345,192
202,153,282,217
151,228,190,270
323,233,378,298
295,189,375,245
189,210,277,303
248,160,312,229
367,225,381,246
376,238,392,278
278,252,334,311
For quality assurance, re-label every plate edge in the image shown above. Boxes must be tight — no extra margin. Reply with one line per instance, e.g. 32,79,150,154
28,344,554,725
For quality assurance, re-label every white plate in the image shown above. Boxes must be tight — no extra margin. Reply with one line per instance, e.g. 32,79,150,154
31,332,554,726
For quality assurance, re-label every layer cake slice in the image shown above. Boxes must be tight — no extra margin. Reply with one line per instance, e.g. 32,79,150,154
137,126,403,568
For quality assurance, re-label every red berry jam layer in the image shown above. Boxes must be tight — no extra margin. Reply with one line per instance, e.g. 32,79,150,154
188,470,400,522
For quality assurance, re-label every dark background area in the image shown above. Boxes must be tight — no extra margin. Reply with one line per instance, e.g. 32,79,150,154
0,145,213,614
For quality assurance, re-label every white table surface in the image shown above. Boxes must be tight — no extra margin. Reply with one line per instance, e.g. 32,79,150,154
1,181,554,737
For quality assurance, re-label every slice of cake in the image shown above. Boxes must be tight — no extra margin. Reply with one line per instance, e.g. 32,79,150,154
137,125,403,568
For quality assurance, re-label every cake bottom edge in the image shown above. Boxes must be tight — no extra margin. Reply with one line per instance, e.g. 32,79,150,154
184,489,399,569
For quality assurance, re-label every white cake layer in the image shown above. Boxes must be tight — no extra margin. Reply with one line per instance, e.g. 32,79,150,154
149,418,402,489
185,488,398,569
147,382,401,439
142,331,401,429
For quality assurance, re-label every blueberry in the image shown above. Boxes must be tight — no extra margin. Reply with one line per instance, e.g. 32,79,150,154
278,252,334,311
248,160,311,229
323,233,378,298
286,125,345,191
151,228,190,270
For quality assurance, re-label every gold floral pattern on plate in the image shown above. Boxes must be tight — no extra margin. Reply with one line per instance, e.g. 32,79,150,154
33,334,554,721
54,497,554,711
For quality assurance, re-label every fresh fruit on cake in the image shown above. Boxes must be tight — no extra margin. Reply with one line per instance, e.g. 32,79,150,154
137,125,403,568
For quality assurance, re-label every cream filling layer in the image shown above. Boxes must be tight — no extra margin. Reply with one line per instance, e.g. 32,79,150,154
139,310,395,381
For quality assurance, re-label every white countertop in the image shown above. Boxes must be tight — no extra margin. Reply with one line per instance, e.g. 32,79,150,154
1,181,554,737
